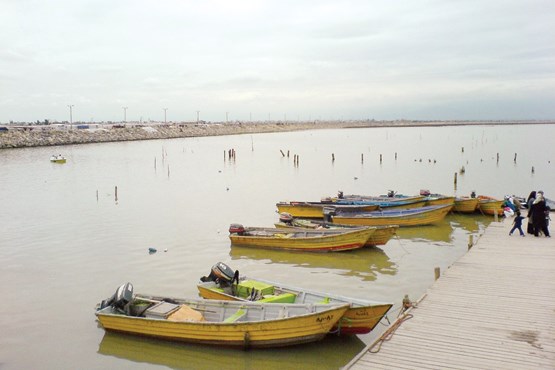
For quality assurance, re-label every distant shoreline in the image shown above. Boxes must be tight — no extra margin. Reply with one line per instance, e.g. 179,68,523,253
1,120,553,149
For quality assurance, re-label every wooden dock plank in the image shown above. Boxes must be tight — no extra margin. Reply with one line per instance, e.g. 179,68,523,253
345,217,555,369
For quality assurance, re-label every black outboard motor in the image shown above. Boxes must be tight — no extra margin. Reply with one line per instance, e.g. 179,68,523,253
337,190,344,199
323,207,336,223
99,282,134,310
200,262,237,286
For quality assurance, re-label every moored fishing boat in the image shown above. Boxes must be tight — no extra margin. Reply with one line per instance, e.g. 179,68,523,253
197,263,393,335
477,195,504,216
50,154,66,163
276,201,379,218
274,215,398,246
333,191,427,209
454,197,480,213
96,282,349,348
228,224,374,252
330,204,453,227
425,195,456,206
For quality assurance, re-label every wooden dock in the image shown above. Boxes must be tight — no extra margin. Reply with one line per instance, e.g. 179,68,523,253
345,218,555,369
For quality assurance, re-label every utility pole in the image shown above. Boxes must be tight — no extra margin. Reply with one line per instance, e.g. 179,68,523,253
67,105,74,128
122,107,128,122
163,108,168,123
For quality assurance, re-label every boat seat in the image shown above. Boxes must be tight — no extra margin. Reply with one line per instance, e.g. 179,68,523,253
259,293,296,303
223,309,247,323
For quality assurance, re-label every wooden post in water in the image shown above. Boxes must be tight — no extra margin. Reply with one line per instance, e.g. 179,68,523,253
380,154,382,163
287,150,290,158
532,166,535,174
434,267,441,280
280,150,285,157
332,153,335,162
462,147,464,153
361,153,364,163
454,172,458,185
96,190,98,202
468,234,474,250
168,165,170,178
154,157,157,171
115,186,118,202
496,153,499,163
395,152,397,160
514,153,517,163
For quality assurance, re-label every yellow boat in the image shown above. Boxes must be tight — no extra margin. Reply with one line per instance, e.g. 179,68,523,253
274,217,398,247
425,195,456,206
333,193,428,209
50,154,66,163
96,283,349,349
228,224,375,252
276,201,379,218
197,264,393,335
477,195,504,216
454,197,480,213
330,204,453,227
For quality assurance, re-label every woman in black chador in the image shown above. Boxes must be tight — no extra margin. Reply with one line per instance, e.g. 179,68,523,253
532,191,550,237
526,191,536,234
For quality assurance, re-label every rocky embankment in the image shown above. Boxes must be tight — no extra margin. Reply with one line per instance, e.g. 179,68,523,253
0,121,377,149
0,120,550,149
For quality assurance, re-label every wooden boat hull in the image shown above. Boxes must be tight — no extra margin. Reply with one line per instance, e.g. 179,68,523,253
331,204,453,227
229,226,375,252
334,197,427,209
197,278,393,335
276,202,379,218
454,197,479,213
274,221,398,246
477,196,504,216
50,158,66,163
96,296,348,348
425,196,455,206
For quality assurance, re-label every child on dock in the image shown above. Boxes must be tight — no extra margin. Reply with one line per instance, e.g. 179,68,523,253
509,211,525,236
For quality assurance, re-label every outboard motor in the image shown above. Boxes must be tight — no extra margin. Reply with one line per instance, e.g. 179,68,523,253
470,191,476,198
279,212,293,224
229,223,245,235
387,190,396,198
99,282,133,310
323,206,336,223
200,262,238,287
337,190,344,199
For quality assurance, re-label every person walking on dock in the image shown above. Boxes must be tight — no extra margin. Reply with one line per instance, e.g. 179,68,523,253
532,191,550,237
526,191,536,234
509,211,525,236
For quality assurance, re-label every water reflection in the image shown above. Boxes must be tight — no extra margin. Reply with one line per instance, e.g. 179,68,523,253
98,331,366,370
229,245,396,281
394,214,491,244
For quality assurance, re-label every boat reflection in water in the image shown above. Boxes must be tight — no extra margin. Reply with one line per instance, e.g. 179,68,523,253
394,213,492,244
229,244,397,281
98,331,366,370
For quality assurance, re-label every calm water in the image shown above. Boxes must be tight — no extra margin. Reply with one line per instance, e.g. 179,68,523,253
1,124,553,369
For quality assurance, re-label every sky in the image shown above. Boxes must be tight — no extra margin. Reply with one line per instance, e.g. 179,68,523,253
1,0,554,123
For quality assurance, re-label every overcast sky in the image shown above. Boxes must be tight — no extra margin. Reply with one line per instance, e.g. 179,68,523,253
1,0,554,123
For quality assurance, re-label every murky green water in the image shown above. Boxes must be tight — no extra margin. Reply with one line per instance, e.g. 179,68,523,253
0,124,553,369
